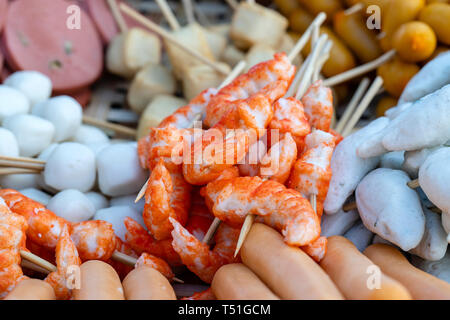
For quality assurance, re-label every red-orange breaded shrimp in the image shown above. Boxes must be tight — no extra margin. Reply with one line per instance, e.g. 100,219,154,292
45,224,81,300
135,252,174,281
269,97,311,137
123,216,181,266
301,236,328,263
301,80,333,132
170,218,240,283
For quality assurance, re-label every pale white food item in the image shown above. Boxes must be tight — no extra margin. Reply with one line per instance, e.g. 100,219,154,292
441,211,450,243
72,125,109,145
3,114,55,157
0,128,19,157
244,43,276,72
48,189,96,223
323,117,389,214
0,174,39,190
0,85,30,123
203,28,227,60
399,51,450,104
36,143,59,193
402,145,443,178
97,143,147,197
344,221,374,252
85,192,109,212
356,168,425,251
419,147,450,214
320,209,360,237
411,252,450,283
4,71,52,106
380,151,404,170
44,142,96,192
410,207,448,261
19,188,51,206
384,102,412,119
182,63,229,101
222,45,246,67
110,194,145,214
93,206,145,242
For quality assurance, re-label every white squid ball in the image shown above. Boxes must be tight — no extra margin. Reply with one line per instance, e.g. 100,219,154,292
0,85,30,123
97,143,147,197
0,174,39,190
93,206,145,242
110,194,145,214
39,96,82,142
0,128,19,157
19,188,51,206
85,191,109,211
85,142,111,156
48,189,96,222
73,125,109,145
44,142,96,192
3,114,55,157
4,71,52,106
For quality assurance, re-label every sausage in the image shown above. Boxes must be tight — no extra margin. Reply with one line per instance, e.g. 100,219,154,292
320,236,412,300
392,21,437,62
4,279,56,300
364,244,450,299
377,57,420,98
240,223,344,300
122,266,176,300
73,260,125,300
376,96,398,117
297,0,343,22
333,10,382,63
211,263,280,300
419,3,450,45
380,0,425,51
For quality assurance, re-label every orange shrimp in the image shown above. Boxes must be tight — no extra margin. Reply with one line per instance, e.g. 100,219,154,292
135,252,174,281
123,216,181,267
205,53,296,128
301,80,333,132
182,288,216,300
301,236,327,263
269,97,311,138
170,218,240,283
288,130,336,217
204,177,321,247
45,224,81,300
185,215,213,241
260,132,298,184
0,197,27,298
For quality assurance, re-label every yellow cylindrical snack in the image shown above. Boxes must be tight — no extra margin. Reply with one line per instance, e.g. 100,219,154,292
334,10,383,63
377,58,420,97
274,0,300,16
392,21,437,62
376,96,398,117
288,7,313,34
297,0,343,22
419,3,450,45
381,0,425,50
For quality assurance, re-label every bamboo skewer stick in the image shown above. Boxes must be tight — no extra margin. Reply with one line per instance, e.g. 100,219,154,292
344,2,364,15
119,3,229,76
21,259,50,275
107,0,128,33
312,40,332,83
334,77,370,133
224,0,238,10
323,50,396,87
20,250,57,273
182,0,196,25
233,213,254,257
0,168,41,175
82,115,137,138
0,156,45,165
0,159,45,171
341,76,384,137
202,218,222,244
408,179,420,189
155,0,181,31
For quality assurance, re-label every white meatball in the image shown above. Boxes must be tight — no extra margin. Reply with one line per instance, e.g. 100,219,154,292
44,142,96,192
85,191,109,211
19,188,51,206
402,146,443,179
0,85,30,123
320,209,360,238
38,96,82,142
85,142,110,156
4,71,52,106
356,168,425,251
0,174,39,190
72,125,109,145
36,144,59,194
0,128,19,157
97,143,147,197
344,221,374,252
93,206,145,242
3,114,55,157
380,151,404,170
48,189,96,223
110,194,145,214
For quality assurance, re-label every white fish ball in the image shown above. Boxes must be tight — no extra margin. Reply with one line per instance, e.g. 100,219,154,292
48,189,96,222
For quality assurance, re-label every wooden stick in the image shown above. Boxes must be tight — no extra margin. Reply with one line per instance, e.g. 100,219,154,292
323,50,396,87
287,12,327,62
344,2,364,15
0,168,41,175
155,0,181,31
408,179,419,189
341,76,384,137
20,250,57,273
335,77,370,133
0,156,45,165
343,201,357,212
202,217,222,244
233,214,255,257
135,178,149,203
107,0,128,33
310,194,317,214
225,0,238,10
312,40,332,82
119,3,229,76
21,259,50,275
218,61,246,90
182,0,196,25
83,115,137,138
0,160,45,171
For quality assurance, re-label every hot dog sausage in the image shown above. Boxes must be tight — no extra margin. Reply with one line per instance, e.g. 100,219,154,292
211,263,280,300
73,260,125,300
4,279,56,300
241,223,344,300
364,244,450,300
122,266,176,300
320,236,412,300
